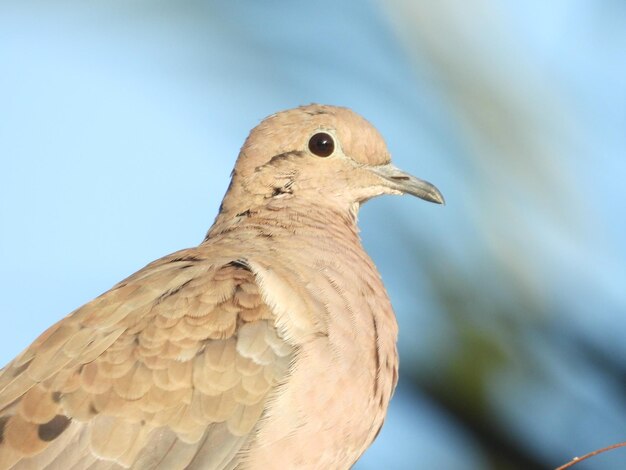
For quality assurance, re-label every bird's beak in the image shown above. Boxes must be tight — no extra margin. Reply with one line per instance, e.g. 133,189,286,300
368,163,445,204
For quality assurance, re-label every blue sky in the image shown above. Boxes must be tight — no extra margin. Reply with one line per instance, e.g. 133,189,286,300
1,1,624,467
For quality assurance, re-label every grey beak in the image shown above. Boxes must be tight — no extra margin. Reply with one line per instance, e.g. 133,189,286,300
369,164,445,204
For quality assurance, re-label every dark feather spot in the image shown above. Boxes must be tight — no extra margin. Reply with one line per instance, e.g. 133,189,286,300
51,392,61,403
236,209,252,217
0,416,8,444
271,180,294,198
11,361,30,377
155,279,193,303
371,316,381,398
170,255,203,263
271,187,286,197
219,179,235,213
111,281,128,291
38,415,71,442
178,264,196,270
304,108,330,116
225,259,251,271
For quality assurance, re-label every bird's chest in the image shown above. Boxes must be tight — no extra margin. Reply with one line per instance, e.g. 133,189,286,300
319,281,399,465
245,254,399,468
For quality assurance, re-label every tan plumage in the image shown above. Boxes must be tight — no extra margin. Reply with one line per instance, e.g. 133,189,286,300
0,104,443,469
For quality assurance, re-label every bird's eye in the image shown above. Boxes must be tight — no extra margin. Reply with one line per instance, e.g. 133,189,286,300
308,132,335,157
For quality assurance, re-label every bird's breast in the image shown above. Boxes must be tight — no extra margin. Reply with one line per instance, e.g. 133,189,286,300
242,241,399,469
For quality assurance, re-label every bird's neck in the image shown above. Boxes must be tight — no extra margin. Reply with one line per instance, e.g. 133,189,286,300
205,193,361,244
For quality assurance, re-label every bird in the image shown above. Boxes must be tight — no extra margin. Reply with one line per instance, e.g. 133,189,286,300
0,104,444,469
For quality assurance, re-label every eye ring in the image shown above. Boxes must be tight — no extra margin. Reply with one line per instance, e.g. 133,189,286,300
308,132,335,157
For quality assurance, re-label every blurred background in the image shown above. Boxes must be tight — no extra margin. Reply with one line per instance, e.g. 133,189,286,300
1,0,625,468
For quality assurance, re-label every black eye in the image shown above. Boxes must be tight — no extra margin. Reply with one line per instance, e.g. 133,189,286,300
308,132,335,157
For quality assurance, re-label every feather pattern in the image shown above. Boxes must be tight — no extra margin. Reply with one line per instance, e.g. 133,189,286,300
0,254,294,469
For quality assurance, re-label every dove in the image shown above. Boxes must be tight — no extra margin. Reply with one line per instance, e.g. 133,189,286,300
0,104,443,469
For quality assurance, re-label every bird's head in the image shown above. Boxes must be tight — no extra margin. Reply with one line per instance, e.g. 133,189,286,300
213,104,443,229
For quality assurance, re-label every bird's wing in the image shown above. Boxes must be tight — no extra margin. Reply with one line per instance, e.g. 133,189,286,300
0,250,294,469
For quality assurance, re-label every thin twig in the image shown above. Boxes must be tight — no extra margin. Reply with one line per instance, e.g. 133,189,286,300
555,442,626,470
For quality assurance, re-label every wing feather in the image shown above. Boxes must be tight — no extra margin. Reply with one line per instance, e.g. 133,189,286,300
0,250,294,469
